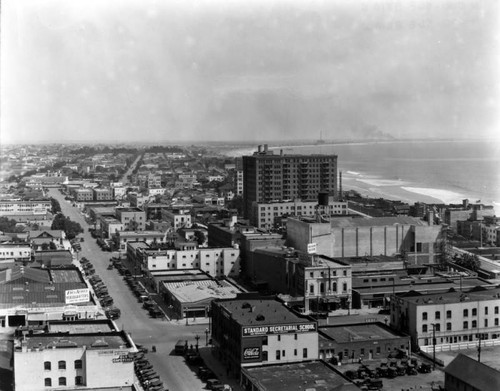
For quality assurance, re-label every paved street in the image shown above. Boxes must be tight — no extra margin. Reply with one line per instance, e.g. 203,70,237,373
48,189,213,391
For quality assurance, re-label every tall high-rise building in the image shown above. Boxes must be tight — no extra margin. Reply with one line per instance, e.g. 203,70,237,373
242,144,338,219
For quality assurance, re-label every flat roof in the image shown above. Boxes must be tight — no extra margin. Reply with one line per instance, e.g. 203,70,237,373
402,286,500,305
329,216,427,228
218,298,311,327
0,282,91,306
49,321,114,334
50,269,84,283
24,333,129,350
163,279,241,303
319,323,399,343
243,361,350,391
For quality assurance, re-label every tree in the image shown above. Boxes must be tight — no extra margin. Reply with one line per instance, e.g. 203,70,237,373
51,214,83,240
50,197,61,214
194,230,206,246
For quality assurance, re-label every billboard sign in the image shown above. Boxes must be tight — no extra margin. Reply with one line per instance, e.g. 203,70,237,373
65,288,90,304
242,347,261,361
307,243,317,254
242,322,316,337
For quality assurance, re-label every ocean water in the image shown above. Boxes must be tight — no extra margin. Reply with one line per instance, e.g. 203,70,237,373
269,140,500,209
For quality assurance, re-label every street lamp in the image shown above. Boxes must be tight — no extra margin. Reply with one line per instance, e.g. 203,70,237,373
195,335,200,352
205,328,209,346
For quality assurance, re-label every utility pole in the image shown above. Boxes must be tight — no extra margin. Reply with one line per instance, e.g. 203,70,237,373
478,334,482,363
431,323,437,371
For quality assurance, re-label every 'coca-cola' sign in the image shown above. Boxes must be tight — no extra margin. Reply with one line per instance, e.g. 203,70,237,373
243,347,260,360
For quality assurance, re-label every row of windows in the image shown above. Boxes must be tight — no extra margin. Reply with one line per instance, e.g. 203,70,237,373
422,318,499,332
422,307,499,321
44,377,83,387
44,360,82,370
274,348,308,360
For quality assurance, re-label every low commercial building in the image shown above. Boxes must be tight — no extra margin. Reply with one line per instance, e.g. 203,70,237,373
390,286,500,353
444,353,500,391
162,209,192,230
115,230,165,251
211,296,319,376
318,322,410,363
0,243,32,262
249,247,351,313
92,187,114,201
115,207,146,231
160,277,243,319
100,216,124,238
0,266,99,330
14,324,135,391
241,360,354,391
128,243,241,279
0,199,51,216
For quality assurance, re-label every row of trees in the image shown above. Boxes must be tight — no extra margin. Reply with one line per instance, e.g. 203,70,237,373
452,253,481,272
51,214,83,240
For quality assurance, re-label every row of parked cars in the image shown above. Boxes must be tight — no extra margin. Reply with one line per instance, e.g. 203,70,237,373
130,351,165,391
110,258,164,319
180,344,231,391
80,257,120,319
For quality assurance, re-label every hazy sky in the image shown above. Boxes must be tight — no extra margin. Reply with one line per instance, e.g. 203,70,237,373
1,0,499,144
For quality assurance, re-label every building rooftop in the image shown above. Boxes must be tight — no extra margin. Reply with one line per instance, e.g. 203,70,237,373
401,286,500,305
444,354,500,391
218,298,311,327
0,282,91,307
163,279,241,303
329,216,428,228
119,231,164,238
23,332,130,351
319,323,398,344
50,269,84,283
243,361,353,391
48,320,115,334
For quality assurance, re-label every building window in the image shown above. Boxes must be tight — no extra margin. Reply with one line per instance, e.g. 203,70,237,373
58,361,66,370
74,360,82,369
262,336,268,345
422,312,428,321
435,311,440,320
277,335,281,341
58,377,66,386
44,361,51,371
446,323,452,331
422,325,428,333
343,283,347,292
294,334,298,340
376,347,381,354
446,310,452,319
276,350,281,360
495,318,499,326
294,349,297,356
262,351,268,361
463,321,469,329
75,376,83,385
44,378,52,387
463,309,468,317
282,350,285,357
472,320,477,328
485,319,488,327
309,285,314,294
435,324,441,332
495,306,499,314
303,348,308,358
485,307,489,315
472,308,477,316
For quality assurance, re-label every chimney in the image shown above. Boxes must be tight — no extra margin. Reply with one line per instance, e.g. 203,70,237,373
427,210,434,226
258,145,262,153
463,199,469,209
280,149,283,156
264,144,268,153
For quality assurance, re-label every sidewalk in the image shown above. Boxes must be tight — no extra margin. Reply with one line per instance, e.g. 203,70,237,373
198,347,243,391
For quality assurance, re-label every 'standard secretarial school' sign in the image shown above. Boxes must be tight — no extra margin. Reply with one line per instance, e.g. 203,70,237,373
242,322,316,337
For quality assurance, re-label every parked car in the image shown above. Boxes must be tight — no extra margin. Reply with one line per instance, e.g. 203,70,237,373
207,378,222,390
136,344,149,354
